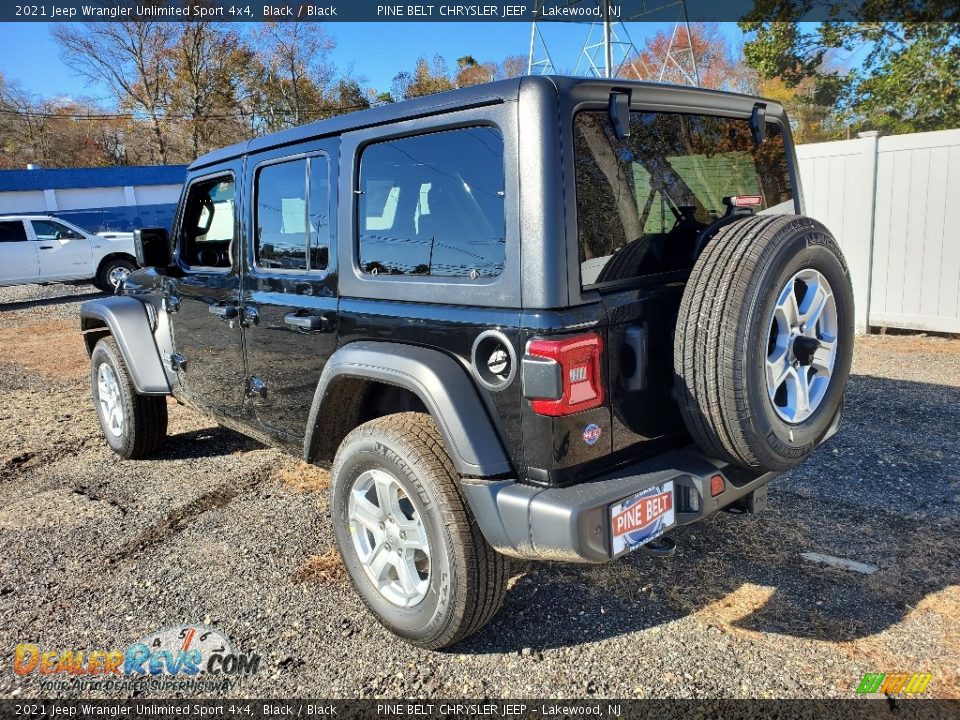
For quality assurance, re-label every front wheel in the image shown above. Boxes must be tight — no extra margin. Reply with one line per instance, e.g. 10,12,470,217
91,337,167,459
331,412,510,649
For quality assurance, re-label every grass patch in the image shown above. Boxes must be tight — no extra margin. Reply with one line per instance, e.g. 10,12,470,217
293,549,347,584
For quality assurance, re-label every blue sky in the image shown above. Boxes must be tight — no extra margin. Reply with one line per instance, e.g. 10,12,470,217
0,21,744,102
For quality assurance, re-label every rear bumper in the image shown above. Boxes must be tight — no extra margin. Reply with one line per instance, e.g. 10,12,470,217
463,447,775,563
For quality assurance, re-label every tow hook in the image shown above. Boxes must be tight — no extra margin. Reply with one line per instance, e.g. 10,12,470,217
641,535,677,557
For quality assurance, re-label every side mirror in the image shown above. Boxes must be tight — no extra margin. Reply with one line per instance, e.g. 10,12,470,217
134,228,171,268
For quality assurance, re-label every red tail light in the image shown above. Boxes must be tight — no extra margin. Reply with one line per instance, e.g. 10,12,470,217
527,333,604,416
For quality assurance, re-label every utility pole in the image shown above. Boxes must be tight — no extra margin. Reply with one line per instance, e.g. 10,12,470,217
602,0,612,79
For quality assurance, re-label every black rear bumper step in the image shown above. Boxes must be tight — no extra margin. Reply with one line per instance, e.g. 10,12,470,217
462,446,776,563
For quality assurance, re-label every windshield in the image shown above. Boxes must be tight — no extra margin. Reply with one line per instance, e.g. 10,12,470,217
574,110,794,288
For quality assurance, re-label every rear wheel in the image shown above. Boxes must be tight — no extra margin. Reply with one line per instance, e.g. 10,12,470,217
91,337,167,459
674,215,854,471
331,412,509,649
95,257,136,293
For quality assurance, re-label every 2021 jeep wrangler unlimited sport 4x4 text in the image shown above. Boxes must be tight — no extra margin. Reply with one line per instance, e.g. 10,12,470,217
80,76,853,649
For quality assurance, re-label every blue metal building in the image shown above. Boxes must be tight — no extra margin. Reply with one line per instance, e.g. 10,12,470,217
0,165,187,233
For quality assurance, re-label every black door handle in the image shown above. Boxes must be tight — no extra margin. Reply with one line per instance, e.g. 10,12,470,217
209,304,238,319
284,313,329,332
39,245,53,250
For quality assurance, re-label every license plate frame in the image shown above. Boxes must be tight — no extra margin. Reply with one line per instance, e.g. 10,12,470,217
609,480,676,557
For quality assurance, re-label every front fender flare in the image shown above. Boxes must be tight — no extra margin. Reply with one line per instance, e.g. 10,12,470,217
304,341,512,477
80,297,170,395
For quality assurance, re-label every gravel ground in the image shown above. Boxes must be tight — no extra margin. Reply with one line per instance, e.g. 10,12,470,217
0,282,957,700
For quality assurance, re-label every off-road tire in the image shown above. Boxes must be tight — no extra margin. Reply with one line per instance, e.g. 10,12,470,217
331,412,510,649
95,257,136,293
90,337,168,459
674,215,854,471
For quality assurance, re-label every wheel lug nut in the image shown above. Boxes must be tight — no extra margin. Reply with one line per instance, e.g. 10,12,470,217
379,522,385,530
399,531,406,540
385,543,391,551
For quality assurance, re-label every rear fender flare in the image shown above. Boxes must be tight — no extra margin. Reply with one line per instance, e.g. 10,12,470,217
304,341,512,477
80,297,170,395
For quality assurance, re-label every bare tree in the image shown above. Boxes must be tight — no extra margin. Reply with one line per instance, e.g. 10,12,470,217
169,20,256,158
251,22,336,130
53,22,175,162
0,78,50,167
499,55,528,79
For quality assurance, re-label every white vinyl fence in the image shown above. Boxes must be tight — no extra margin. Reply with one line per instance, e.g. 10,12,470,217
797,128,960,334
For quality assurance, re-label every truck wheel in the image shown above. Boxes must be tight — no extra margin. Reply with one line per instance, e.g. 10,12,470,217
90,337,167,459
674,215,854,472
95,257,136,293
331,412,509,649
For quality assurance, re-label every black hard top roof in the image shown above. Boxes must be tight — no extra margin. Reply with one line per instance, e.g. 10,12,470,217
189,75,773,171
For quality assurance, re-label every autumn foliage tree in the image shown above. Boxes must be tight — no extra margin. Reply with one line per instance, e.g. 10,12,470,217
741,7,960,135
625,23,754,93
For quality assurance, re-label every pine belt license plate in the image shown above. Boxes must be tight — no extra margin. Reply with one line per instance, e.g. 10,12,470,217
610,481,676,556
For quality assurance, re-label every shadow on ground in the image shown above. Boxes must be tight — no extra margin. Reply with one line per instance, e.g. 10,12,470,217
0,289,105,312
158,425,263,460
453,373,960,653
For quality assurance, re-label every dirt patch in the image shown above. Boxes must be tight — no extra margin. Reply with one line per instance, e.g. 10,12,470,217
695,582,776,628
273,460,330,494
856,334,960,354
293,549,347,584
0,487,123,530
0,318,88,379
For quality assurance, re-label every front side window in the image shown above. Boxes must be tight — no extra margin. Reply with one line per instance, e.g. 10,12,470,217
0,221,27,242
358,126,506,279
180,176,236,270
574,110,794,288
31,220,83,241
254,155,330,272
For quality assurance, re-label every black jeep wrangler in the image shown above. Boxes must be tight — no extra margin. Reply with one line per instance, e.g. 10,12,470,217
80,76,853,649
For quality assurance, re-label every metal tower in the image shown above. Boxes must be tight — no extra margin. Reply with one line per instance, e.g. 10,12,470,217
527,0,700,86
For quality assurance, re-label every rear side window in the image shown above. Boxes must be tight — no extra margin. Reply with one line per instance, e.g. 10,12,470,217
255,155,330,272
357,126,506,279
574,110,793,288
0,221,27,242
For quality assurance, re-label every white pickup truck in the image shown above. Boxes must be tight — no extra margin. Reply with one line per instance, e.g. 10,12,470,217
0,214,139,292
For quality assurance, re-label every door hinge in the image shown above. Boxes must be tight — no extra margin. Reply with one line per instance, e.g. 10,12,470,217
247,376,267,399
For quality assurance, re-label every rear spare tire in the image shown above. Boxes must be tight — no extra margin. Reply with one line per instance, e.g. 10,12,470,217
674,215,853,472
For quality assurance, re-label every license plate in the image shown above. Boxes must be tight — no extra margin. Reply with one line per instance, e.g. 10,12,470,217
610,481,676,556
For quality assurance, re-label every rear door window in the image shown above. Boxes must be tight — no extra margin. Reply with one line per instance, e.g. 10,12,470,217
0,221,27,242
254,155,330,273
256,159,309,271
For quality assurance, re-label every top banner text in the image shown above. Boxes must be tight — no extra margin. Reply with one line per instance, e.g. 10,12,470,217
2,0,956,23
